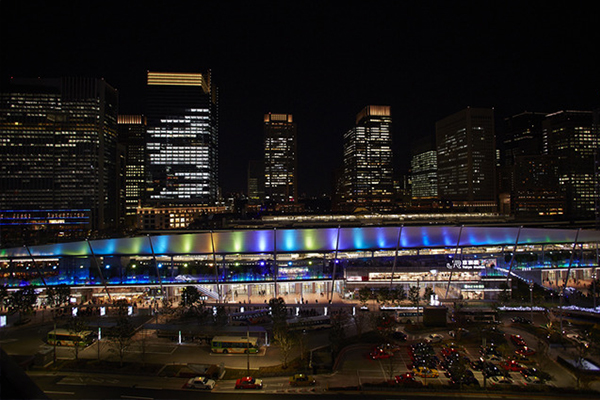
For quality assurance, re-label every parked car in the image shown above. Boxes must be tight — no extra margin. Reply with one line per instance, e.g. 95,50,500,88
371,347,393,359
515,346,536,357
235,376,263,389
290,374,316,386
186,376,216,390
393,373,423,387
412,366,439,378
499,359,527,372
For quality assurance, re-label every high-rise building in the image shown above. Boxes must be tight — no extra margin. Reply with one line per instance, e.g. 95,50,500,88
247,160,265,205
342,105,393,211
411,150,438,199
263,113,297,203
0,77,119,236
118,115,147,223
145,71,218,206
513,155,564,217
435,107,496,210
542,110,597,218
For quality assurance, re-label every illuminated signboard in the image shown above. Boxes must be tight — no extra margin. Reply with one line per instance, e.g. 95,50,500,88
446,259,486,270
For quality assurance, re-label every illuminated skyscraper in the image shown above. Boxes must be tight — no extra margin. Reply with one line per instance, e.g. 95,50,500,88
343,105,393,211
118,115,147,221
411,150,438,199
0,77,119,235
263,113,297,203
542,110,597,218
436,107,496,210
146,71,218,205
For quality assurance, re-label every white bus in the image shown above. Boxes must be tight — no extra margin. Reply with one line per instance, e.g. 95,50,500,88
211,336,259,354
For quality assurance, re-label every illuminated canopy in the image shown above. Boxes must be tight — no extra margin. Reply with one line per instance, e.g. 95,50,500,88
1,226,598,259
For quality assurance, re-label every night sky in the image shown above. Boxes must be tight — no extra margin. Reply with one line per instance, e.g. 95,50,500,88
1,1,599,197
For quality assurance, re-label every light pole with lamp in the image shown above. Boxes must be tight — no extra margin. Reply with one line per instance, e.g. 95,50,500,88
529,281,534,323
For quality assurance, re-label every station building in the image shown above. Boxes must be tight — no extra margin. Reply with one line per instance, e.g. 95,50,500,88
0,226,598,305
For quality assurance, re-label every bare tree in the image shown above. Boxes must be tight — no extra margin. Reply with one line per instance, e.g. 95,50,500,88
108,316,135,366
66,315,88,360
274,329,297,369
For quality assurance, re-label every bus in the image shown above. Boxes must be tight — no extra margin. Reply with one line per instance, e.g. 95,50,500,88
287,315,332,331
211,336,259,354
47,329,96,347
229,308,271,325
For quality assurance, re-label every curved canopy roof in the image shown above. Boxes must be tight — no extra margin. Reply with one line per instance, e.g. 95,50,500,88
1,226,598,259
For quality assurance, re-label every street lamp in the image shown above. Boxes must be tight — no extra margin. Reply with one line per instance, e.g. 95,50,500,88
529,281,534,323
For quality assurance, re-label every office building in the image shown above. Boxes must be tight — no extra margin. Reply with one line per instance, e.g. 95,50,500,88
542,110,597,219
146,71,218,206
411,150,438,199
247,160,265,205
342,105,393,211
435,107,496,210
0,77,119,239
263,113,297,203
118,115,147,223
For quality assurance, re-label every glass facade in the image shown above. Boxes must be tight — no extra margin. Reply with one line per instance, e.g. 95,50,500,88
118,115,147,220
436,108,496,205
146,72,218,205
542,110,598,219
0,77,119,232
264,113,297,203
411,150,438,199
343,105,393,211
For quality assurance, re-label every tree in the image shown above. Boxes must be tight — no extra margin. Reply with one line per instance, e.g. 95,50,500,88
358,287,372,307
329,311,349,356
180,286,201,307
66,315,88,360
352,311,370,339
423,286,434,304
214,305,228,326
408,285,420,324
376,287,390,306
108,315,135,366
273,329,297,369
390,287,406,305
268,297,288,333
7,285,37,323
0,285,8,311
46,284,71,319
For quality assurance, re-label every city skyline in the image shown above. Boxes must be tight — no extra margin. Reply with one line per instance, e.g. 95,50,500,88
1,2,599,197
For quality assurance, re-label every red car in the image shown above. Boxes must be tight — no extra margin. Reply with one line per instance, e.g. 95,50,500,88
510,334,526,347
515,347,536,357
393,373,423,387
500,360,527,372
235,376,263,389
371,348,393,359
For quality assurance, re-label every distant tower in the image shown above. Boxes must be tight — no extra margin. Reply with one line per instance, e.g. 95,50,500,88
146,71,218,205
435,107,496,210
343,105,393,211
263,113,297,203
118,115,147,222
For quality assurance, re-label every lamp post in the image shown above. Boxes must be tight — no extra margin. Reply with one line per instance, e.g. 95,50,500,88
246,322,251,374
529,281,534,323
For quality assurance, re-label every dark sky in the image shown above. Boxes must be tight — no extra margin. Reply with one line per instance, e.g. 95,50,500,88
1,1,599,197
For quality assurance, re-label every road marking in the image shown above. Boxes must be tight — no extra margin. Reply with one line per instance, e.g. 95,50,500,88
121,396,153,400
45,391,75,395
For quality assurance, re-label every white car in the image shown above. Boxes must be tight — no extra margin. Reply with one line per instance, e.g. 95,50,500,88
186,376,216,390
426,333,443,343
